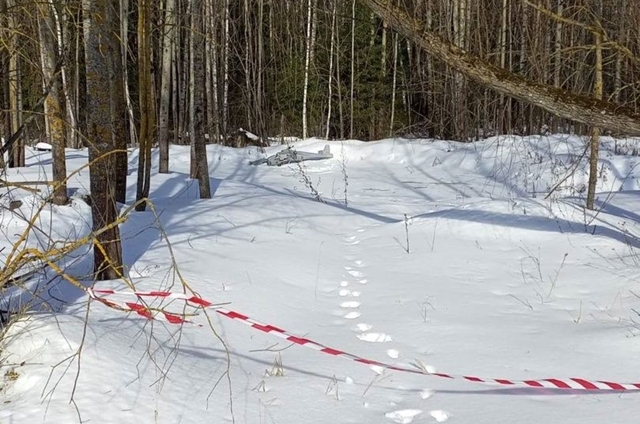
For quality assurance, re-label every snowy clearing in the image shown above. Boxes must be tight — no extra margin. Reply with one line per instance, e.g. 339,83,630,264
2,135,640,423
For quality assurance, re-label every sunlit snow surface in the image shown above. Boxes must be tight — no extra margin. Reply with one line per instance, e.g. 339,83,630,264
2,135,640,423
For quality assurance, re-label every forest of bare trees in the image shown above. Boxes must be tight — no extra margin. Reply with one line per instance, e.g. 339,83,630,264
2,0,640,277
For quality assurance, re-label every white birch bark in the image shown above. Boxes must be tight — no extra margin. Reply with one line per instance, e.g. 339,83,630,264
302,0,313,139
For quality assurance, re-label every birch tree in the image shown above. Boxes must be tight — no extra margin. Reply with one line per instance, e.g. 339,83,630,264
302,0,313,139
158,0,176,174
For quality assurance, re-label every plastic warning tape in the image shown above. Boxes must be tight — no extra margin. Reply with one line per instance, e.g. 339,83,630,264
87,288,640,391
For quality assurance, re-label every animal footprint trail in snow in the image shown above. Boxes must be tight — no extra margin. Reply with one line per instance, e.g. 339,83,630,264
340,289,362,297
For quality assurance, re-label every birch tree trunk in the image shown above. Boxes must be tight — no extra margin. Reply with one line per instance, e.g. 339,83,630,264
222,0,230,136
158,0,176,174
586,30,603,210
302,0,313,139
209,0,220,144
51,5,78,150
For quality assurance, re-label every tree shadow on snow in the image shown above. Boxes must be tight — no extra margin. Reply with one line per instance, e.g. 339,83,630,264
413,206,640,250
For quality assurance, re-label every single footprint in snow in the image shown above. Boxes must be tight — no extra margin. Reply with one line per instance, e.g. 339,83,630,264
351,291,362,297
386,349,400,359
354,260,364,266
420,389,434,400
344,266,353,271
356,228,366,233
344,235,361,245
340,301,361,308
347,270,365,278
385,409,423,424
354,323,373,332
344,311,361,319
339,289,351,297
429,410,451,422
357,332,392,342
358,279,368,285
340,281,350,287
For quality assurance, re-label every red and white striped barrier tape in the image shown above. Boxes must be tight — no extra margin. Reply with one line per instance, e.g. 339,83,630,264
87,288,640,391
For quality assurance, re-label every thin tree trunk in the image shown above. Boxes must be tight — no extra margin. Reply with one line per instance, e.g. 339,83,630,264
51,5,78,150
159,0,176,174
350,0,356,138
7,0,24,168
389,32,398,137
113,0,129,204
256,0,265,139
614,0,627,103
586,30,603,210
210,0,220,144
498,0,508,134
222,0,230,136
244,0,252,128
335,0,345,139
325,0,337,140
552,0,563,132
135,0,153,211
158,0,176,174
73,6,83,149
120,0,137,148
0,0,7,167
302,0,313,139
37,0,68,205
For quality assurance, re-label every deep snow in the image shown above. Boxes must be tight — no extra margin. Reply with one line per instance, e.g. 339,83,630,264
2,134,640,423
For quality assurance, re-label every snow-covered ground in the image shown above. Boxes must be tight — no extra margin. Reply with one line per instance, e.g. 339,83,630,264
2,134,640,423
